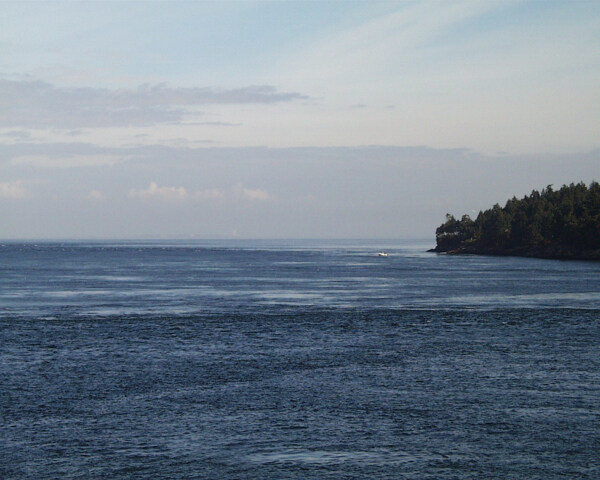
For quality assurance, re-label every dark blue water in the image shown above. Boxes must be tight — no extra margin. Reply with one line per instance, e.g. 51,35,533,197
1,240,599,479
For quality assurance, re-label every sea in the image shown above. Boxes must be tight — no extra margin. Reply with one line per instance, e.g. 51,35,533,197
1,239,599,479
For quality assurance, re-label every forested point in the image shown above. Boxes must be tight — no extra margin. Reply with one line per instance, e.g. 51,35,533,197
432,181,600,260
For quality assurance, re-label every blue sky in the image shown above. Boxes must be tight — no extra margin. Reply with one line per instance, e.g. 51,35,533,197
1,0,599,238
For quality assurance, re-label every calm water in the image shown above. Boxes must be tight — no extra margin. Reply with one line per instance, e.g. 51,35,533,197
1,239,599,479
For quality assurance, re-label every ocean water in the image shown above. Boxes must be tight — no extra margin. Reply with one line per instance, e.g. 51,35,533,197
1,239,599,479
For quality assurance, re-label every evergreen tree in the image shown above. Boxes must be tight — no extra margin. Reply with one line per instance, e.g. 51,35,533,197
434,181,600,258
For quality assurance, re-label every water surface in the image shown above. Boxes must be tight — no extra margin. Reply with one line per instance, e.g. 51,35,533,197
1,240,599,479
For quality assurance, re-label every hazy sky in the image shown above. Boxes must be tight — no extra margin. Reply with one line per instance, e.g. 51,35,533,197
1,0,599,239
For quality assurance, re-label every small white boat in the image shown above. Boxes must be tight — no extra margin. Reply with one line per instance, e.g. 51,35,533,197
377,252,388,257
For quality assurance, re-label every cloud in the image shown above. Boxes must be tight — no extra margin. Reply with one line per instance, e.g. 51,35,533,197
0,78,307,129
10,154,123,168
2,130,33,140
1,142,598,238
0,180,28,198
129,182,188,201
275,1,508,87
193,121,242,127
241,187,272,201
128,180,272,204
0,142,134,169
233,183,273,201
87,190,104,201
193,188,223,200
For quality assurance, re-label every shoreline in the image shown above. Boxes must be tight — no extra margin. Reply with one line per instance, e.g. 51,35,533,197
428,245,600,261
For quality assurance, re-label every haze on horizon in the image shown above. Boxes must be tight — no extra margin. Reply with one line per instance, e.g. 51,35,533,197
1,0,599,240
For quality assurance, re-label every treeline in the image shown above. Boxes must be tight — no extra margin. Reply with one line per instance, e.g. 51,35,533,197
434,182,600,259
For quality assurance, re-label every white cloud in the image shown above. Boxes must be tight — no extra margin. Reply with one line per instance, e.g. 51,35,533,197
0,180,28,198
234,183,273,201
129,182,225,202
128,181,271,204
87,189,105,201
129,182,188,201
242,187,272,201
128,180,273,203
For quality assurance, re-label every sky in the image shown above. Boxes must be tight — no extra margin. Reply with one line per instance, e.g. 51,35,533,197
1,0,599,239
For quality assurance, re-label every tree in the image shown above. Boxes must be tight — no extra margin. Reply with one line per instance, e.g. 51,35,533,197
434,181,600,258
